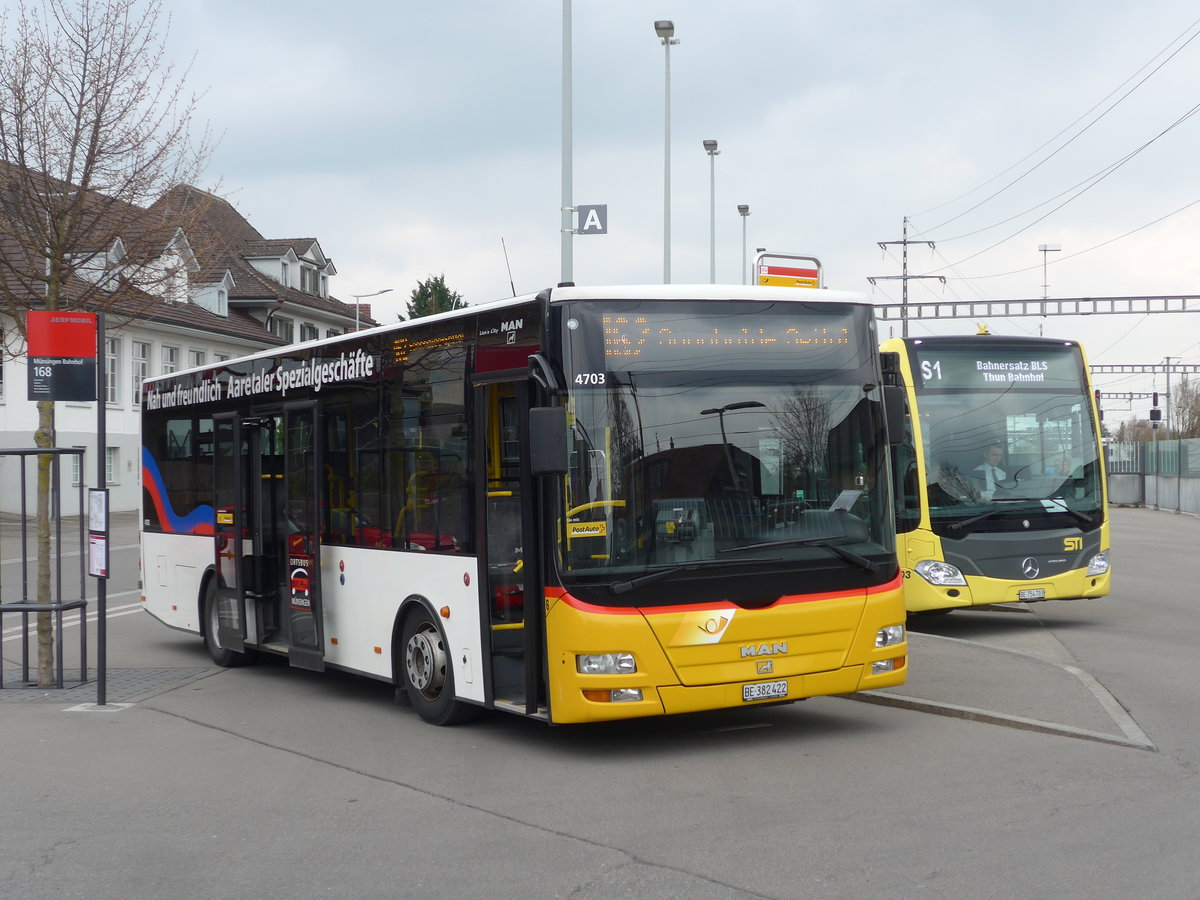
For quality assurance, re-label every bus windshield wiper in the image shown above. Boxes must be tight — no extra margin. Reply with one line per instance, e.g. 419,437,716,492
720,535,877,572
947,499,1027,532
608,557,782,595
1042,498,1094,525
948,498,1093,532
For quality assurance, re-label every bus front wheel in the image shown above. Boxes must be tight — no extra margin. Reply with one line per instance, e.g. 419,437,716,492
202,580,255,667
399,607,478,726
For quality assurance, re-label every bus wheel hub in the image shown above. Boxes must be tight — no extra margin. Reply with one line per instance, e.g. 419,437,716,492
405,624,446,698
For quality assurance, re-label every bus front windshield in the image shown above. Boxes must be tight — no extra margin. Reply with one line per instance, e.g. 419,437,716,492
906,340,1103,536
556,299,895,604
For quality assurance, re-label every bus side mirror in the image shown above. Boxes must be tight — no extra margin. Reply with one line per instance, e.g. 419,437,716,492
529,407,569,476
883,385,906,445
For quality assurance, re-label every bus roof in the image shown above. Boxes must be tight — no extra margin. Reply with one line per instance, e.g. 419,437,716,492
546,283,869,304
147,283,871,384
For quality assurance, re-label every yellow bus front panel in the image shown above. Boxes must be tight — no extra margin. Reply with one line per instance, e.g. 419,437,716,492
543,577,907,724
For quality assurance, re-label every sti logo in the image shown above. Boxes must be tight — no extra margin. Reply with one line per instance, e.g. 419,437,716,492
1064,537,1083,551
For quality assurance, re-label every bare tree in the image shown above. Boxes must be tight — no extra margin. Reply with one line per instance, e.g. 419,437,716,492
773,386,832,478
0,0,211,685
1113,419,1155,443
1172,376,1200,438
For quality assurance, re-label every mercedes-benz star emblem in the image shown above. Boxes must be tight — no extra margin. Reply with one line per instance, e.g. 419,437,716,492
1021,557,1040,579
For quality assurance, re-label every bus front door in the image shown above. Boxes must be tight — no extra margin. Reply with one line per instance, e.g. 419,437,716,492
283,402,325,672
478,380,545,715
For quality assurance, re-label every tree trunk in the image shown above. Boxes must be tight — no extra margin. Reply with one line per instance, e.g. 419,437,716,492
34,400,55,687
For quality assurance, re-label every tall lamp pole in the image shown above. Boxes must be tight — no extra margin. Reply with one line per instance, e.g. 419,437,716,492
655,20,678,284
562,0,573,285
351,288,392,331
738,204,750,285
703,139,720,283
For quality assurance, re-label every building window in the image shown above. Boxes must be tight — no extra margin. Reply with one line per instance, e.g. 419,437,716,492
215,352,229,363
162,345,179,375
299,323,319,342
105,337,120,404
216,288,228,315
188,349,206,369
326,328,342,339
106,446,119,485
132,341,150,406
280,260,290,286
301,266,319,295
71,445,86,486
271,315,294,342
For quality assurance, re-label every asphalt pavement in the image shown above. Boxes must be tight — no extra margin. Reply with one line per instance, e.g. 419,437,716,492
0,511,1161,897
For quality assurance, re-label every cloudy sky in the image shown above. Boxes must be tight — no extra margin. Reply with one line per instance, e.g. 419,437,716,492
169,1,1200,424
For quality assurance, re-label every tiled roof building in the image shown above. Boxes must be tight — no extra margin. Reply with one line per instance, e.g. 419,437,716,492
1,179,377,514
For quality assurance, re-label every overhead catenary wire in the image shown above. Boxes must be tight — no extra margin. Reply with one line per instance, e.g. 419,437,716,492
912,97,1200,275
914,15,1200,229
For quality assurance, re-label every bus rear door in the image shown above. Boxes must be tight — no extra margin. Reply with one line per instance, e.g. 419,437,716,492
283,402,325,672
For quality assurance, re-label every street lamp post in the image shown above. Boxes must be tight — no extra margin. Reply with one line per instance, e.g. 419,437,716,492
700,400,764,488
351,288,392,331
704,139,719,283
655,20,678,284
738,204,750,285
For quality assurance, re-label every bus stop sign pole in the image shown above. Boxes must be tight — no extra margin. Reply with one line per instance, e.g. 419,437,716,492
92,314,108,705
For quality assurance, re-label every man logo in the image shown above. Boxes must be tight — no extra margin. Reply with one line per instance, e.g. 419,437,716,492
1064,537,1083,551
1021,557,1041,579
741,642,788,658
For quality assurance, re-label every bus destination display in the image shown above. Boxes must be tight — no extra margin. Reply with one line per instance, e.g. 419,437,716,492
599,315,850,359
912,346,1081,390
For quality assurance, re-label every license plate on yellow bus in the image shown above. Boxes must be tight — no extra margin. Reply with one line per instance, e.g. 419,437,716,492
1018,588,1046,601
743,680,788,702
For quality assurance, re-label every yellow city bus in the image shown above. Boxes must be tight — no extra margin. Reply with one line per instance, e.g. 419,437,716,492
141,284,907,725
882,331,1110,613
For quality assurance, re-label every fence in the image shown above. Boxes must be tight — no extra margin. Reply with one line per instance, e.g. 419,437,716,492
1105,439,1200,514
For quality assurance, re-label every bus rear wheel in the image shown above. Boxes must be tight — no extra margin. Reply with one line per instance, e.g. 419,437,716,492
400,607,478,726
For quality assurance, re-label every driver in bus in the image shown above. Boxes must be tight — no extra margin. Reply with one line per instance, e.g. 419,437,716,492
973,443,1007,501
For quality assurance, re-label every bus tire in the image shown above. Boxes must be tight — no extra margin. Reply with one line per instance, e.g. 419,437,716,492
399,606,479,726
202,579,256,668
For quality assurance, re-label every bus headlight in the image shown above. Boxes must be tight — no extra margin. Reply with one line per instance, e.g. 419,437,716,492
1085,551,1109,576
576,652,637,675
875,624,905,648
914,559,967,586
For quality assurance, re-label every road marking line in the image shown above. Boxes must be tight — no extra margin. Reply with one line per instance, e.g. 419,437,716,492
1,543,140,566
849,690,1158,752
2,597,144,641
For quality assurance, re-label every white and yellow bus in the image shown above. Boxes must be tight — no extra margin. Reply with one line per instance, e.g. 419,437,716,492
882,332,1110,614
141,284,907,725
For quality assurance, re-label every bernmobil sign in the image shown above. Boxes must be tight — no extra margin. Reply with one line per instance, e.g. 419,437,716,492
26,311,98,401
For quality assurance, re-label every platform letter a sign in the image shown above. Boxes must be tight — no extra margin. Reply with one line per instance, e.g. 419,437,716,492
577,204,607,235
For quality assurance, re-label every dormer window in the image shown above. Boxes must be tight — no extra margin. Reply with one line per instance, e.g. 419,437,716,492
280,260,290,286
301,265,320,295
